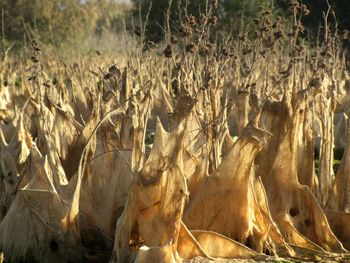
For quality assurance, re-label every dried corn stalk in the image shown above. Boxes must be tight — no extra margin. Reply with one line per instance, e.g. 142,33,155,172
184,122,292,256
256,90,345,253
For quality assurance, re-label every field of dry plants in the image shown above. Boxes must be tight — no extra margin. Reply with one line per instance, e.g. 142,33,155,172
1,0,350,262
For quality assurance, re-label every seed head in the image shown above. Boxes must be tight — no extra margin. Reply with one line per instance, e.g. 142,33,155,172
205,43,215,56
179,24,192,38
171,36,178,44
274,31,284,40
31,56,39,63
221,48,229,57
186,42,197,53
263,10,271,16
261,26,269,32
301,4,310,15
253,18,260,26
289,0,299,8
211,0,218,9
187,15,196,26
31,40,40,51
242,45,253,55
200,14,208,25
209,16,218,25
163,45,173,58
104,72,112,80
239,34,247,42
297,22,305,32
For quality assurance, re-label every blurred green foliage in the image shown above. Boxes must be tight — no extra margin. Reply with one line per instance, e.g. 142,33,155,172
0,0,129,50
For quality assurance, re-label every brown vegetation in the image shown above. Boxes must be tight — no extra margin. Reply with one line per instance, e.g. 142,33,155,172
0,1,350,262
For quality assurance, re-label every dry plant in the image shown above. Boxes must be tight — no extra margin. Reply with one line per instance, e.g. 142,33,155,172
0,0,350,262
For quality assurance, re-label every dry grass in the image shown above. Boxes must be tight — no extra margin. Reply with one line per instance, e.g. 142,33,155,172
0,1,350,262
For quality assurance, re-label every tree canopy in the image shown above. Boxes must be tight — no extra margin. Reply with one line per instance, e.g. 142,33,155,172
131,0,350,44
131,0,276,42
0,0,129,49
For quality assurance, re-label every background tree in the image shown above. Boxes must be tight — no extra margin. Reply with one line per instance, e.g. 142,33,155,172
130,0,283,43
276,0,350,42
0,0,130,51
131,0,350,44
1,0,89,45
130,0,207,43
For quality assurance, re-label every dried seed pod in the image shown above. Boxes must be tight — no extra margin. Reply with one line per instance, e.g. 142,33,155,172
289,0,299,8
205,43,215,56
211,0,218,9
186,42,197,53
301,4,310,15
146,40,156,48
261,26,269,32
187,15,196,26
109,65,120,75
171,36,178,44
260,49,268,57
320,63,327,69
143,40,155,52
31,56,39,63
242,44,253,55
104,72,112,80
43,80,50,88
274,30,284,40
179,24,192,38
209,16,218,25
221,48,229,58
263,36,275,49
239,34,247,42
238,88,249,95
297,22,305,32
199,14,208,25
163,45,173,58
242,48,253,55
229,47,236,57
31,40,40,51
263,10,271,16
